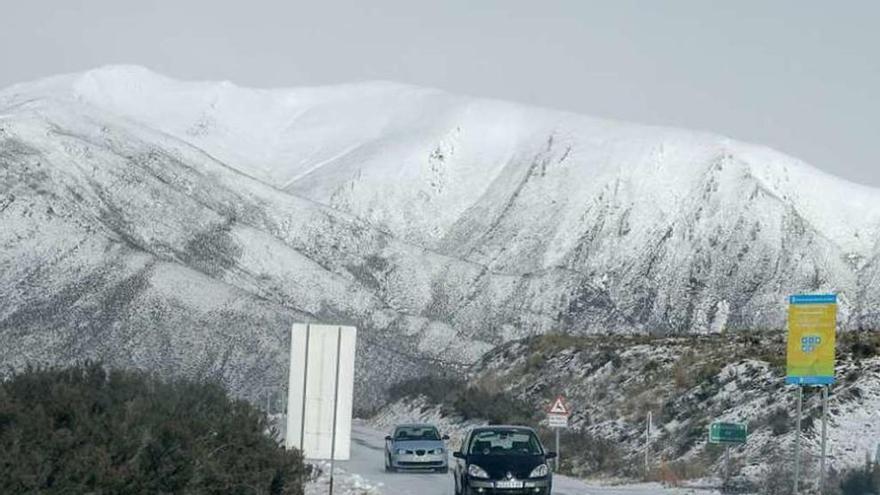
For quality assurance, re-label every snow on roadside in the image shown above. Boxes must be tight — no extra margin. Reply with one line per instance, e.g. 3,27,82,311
305,460,383,495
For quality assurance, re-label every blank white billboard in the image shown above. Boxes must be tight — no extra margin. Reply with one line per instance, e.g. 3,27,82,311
285,323,356,460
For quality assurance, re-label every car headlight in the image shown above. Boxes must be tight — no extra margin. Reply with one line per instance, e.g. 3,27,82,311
397,449,408,455
430,448,444,455
529,464,549,478
468,464,490,479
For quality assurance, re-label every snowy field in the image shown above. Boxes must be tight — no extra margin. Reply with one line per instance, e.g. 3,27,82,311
304,422,719,495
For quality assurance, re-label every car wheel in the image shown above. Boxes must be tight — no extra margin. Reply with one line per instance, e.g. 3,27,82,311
436,466,449,474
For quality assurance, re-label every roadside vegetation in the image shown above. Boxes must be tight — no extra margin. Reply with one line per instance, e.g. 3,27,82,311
387,374,626,477
837,459,880,495
387,375,534,425
0,363,307,494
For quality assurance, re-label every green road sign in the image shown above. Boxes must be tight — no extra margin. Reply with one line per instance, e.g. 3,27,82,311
709,422,747,444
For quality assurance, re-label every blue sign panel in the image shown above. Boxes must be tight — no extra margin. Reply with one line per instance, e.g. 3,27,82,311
790,294,838,305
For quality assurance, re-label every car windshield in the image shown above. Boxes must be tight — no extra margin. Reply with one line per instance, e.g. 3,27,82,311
468,430,542,455
394,426,441,441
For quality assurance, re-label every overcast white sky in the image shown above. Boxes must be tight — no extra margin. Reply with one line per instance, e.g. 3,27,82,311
3,1,878,187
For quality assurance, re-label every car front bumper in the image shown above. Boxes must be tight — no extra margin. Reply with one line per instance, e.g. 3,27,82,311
466,478,550,494
391,453,447,469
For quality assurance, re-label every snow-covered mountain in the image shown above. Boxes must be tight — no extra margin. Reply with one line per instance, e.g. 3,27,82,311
1,66,879,403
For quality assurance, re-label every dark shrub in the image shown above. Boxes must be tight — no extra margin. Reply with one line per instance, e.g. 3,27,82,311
387,375,534,425
840,330,880,361
450,387,534,425
539,429,624,476
767,407,791,436
387,375,466,405
840,460,880,495
0,363,306,494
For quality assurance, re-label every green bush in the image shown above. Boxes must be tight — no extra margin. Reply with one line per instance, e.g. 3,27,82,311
0,363,306,494
539,429,624,476
840,330,880,362
450,387,535,425
766,407,791,436
387,375,534,425
840,460,880,495
386,375,466,406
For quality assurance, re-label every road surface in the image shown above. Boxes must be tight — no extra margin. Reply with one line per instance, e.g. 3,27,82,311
315,423,717,495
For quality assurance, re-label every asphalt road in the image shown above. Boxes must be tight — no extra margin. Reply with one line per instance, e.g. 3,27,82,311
330,423,716,495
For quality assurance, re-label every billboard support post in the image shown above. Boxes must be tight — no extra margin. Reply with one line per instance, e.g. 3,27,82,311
820,386,828,492
794,385,803,495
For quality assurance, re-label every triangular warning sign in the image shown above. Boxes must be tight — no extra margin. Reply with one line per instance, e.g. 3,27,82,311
548,396,569,415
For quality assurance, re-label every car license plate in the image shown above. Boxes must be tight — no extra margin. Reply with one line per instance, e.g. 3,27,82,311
495,480,524,489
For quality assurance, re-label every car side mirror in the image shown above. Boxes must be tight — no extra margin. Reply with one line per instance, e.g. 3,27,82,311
385,435,392,441
442,435,450,440
452,451,465,459
545,452,558,460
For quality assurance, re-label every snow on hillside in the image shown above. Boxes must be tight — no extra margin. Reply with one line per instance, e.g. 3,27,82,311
4,65,879,254
370,332,880,485
2,66,880,408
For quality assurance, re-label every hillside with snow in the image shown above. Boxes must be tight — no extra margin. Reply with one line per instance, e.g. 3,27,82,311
1,66,879,402
370,332,880,485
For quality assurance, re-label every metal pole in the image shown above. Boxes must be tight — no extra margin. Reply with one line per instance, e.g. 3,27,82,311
794,385,803,495
555,428,560,471
725,445,731,484
645,411,652,480
820,386,828,493
328,327,344,495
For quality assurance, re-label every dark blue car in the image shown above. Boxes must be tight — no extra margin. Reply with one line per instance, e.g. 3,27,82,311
453,426,556,495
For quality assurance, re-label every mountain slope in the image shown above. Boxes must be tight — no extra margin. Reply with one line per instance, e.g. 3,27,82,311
370,332,880,482
1,66,879,404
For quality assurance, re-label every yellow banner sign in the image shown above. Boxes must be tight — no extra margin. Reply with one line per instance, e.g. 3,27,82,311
786,294,837,385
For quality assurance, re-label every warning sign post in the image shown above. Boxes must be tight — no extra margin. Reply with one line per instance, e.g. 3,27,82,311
546,396,570,470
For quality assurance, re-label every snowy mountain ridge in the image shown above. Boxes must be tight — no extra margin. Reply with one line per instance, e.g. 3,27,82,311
1,66,879,404
5,65,879,255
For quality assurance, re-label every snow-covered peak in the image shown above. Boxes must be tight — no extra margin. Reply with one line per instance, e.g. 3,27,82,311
3,66,879,257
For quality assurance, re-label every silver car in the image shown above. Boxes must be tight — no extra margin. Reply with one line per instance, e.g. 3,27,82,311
384,423,450,473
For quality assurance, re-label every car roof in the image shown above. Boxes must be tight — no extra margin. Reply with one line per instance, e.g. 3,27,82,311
470,425,537,434
394,423,439,429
